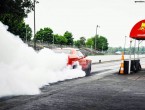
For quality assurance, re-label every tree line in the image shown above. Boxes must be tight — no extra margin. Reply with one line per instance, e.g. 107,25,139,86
0,0,108,51
34,27,108,51
107,46,145,55
74,35,108,51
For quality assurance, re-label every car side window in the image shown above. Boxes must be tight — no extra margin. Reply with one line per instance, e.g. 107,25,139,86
76,50,84,58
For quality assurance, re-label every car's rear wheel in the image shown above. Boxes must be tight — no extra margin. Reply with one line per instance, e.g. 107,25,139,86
85,64,91,76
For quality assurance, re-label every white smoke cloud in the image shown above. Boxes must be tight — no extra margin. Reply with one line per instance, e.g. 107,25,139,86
0,22,85,97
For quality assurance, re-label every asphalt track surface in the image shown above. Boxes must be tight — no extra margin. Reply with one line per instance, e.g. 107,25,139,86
1,68,145,110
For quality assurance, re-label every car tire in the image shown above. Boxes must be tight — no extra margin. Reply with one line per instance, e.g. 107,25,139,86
72,64,77,69
85,64,91,76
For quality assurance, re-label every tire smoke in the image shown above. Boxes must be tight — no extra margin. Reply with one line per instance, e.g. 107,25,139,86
0,22,85,97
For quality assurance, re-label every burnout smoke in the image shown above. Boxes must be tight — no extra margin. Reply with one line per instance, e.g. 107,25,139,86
0,22,85,97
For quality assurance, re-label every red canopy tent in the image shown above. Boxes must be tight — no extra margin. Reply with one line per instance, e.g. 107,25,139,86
127,19,145,74
130,19,145,40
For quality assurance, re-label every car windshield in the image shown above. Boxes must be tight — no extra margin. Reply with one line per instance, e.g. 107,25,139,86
53,49,71,54
76,50,84,57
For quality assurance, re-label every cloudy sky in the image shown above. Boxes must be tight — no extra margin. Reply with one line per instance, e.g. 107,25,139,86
25,0,145,47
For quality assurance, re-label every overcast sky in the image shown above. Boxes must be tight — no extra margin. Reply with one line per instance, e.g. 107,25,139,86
25,0,145,47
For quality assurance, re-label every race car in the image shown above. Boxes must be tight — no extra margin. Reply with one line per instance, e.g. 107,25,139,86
53,48,92,76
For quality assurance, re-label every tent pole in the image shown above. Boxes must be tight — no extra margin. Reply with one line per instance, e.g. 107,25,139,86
138,40,140,59
134,39,136,60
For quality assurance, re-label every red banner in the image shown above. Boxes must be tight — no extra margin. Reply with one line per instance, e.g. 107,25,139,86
130,19,145,40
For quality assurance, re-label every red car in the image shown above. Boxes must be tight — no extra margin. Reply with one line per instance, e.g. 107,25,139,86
53,48,92,76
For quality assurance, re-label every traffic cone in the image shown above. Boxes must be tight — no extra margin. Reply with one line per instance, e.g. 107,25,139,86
119,52,124,74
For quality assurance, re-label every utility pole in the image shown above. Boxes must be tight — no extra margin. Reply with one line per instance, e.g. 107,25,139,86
33,0,36,50
95,25,99,50
33,0,39,50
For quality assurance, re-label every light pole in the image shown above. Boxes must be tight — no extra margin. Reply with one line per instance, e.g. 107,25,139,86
33,0,39,50
95,25,99,50
33,0,36,49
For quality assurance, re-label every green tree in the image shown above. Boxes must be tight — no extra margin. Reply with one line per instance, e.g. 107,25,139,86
74,40,81,48
0,0,33,19
80,37,86,46
12,21,32,41
86,38,94,48
97,36,108,51
35,28,53,43
74,37,86,48
56,36,67,45
54,34,67,45
64,31,74,45
24,24,32,41
92,35,99,50
53,34,60,44
0,0,33,40
92,35,108,51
